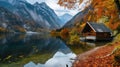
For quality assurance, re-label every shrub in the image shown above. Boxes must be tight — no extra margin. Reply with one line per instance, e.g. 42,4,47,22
50,30,60,36
60,28,69,39
112,46,120,65
0,27,8,33
69,34,80,45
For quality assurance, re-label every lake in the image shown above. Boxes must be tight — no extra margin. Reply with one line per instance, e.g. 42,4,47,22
0,33,108,67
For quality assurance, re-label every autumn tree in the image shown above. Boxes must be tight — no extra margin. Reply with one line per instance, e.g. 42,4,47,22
58,0,77,9
58,0,120,30
60,28,69,39
114,0,120,12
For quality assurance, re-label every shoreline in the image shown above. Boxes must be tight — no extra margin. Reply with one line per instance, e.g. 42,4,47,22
73,41,120,67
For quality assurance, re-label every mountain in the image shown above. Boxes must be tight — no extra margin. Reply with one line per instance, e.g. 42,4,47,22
63,6,92,28
0,7,26,32
59,13,73,26
0,0,61,32
0,0,26,4
33,2,62,28
63,0,120,31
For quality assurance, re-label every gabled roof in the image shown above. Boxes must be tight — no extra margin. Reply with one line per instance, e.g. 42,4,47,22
87,22,112,32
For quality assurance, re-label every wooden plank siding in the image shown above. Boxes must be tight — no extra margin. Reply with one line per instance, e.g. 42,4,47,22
82,32,96,36
96,33,111,38
96,32,111,40
81,22,113,41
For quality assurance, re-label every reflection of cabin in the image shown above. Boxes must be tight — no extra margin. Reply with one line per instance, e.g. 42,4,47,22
81,22,112,41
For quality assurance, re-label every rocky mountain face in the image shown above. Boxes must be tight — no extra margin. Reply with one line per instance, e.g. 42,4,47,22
0,0,61,33
0,7,25,32
63,6,92,28
63,0,120,31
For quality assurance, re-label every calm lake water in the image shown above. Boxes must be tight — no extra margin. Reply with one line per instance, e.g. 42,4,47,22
0,33,108,67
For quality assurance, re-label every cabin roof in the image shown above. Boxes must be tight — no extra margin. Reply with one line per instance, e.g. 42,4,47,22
87,22,112,32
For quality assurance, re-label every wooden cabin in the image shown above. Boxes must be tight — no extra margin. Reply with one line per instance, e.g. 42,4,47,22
81,22,112,41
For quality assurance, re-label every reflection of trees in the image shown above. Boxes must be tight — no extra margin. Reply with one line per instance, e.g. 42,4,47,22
0,34,67,64
68,44,92,54
68,42,108,54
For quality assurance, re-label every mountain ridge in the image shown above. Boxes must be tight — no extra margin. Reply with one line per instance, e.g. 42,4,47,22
0,0,61,33
63,6,92,28
59,13,73,26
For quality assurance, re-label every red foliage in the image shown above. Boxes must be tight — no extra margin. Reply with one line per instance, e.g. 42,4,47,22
73,42,120,67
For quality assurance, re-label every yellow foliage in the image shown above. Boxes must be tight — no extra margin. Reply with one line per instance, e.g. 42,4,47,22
112,45,120,65
87,0,120,30
0,27,8,32
5,55,12,60
69,34,80,45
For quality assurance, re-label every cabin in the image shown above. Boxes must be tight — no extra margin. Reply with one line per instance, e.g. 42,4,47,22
81,22,112,41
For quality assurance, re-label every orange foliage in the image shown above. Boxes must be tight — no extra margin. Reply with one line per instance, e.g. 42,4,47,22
58,0,77,9
79,0,83,4
87,0,120,30
90,0,119,30
109,21,120,30
58,0,120,30
60,28,69,39
73,41,120,67
50,30,60,36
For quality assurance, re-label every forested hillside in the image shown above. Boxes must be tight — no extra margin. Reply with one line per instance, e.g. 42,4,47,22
52,0,120,45
57,0,120,34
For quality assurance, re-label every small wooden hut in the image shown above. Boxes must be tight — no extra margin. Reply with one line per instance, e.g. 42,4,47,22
81,22,112,41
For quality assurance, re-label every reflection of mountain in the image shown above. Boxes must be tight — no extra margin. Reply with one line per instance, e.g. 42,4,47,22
0,34,72,65
24,51,76,67
0,0,61,32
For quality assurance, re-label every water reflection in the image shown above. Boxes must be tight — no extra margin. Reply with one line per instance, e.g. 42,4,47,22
24,52,76,67
0,33,76,67
0,33,108,67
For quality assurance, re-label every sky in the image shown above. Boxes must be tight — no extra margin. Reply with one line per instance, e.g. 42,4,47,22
26,0,79,16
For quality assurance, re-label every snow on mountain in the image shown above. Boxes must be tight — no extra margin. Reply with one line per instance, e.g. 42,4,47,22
59,13,73,26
